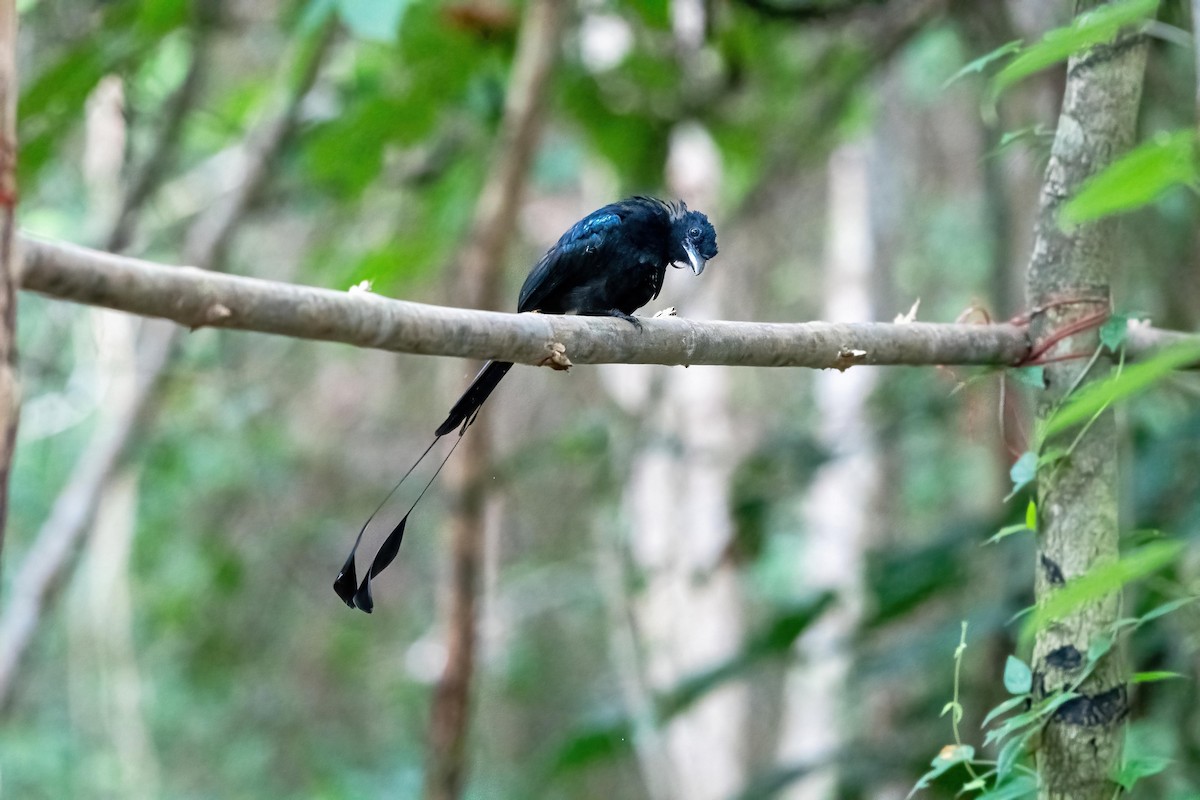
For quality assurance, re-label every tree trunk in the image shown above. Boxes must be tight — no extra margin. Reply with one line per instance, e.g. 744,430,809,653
598,120,746,800
0,0,19,566
776,142,880,799
0,13,329,710
71,72,161,799
1026,2,1150,798
421,1,562,798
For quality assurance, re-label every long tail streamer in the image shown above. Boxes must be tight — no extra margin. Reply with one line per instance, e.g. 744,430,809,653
333,428,468,612
336,361,509,612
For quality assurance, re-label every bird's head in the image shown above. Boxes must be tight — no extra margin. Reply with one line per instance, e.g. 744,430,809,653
670,207,718,276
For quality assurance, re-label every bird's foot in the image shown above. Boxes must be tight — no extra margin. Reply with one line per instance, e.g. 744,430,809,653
607,310,643,331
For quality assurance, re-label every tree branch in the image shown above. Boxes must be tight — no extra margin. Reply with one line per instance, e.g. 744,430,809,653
20,234,1197,370
18,234,1025,366
105,9,215,254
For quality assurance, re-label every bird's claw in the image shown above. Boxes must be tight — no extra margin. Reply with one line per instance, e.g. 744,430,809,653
609,310,643,331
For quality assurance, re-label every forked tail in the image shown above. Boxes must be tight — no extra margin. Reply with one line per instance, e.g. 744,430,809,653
334,360,514,612
435,360,514,436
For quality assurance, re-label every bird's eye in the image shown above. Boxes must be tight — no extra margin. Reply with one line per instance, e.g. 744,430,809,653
688,227,701,240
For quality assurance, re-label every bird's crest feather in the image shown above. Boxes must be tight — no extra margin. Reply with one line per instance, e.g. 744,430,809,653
629,195,688,222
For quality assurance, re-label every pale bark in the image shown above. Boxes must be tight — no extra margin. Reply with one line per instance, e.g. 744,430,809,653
22,234,1196,371
777,143,880,799
1026,2,1151,798
604,120,747,800
72,72,160,798
74,468,159,799
624,356,746,800
0,331,171,709
593,516,679,800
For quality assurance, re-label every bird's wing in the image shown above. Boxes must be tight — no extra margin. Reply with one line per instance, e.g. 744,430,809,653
517,209,623,313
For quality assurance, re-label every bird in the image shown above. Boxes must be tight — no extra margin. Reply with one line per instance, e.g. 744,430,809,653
334,196,719,612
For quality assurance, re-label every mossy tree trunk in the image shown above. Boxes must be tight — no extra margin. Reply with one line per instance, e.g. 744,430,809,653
1025,2,1152,798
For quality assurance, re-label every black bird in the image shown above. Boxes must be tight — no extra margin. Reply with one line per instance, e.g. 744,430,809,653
334,196,719,612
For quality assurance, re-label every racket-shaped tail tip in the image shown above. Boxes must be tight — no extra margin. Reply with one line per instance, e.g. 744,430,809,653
333,554,359,608
353,578,374,613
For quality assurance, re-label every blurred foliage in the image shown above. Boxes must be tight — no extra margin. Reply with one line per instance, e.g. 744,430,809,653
1062,129,1199,225
547,591,835,778
990,0,1158,97
5,0,1200,799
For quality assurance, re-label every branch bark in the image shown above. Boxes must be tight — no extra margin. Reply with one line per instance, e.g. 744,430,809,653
20,234,1197,370
0,0,18,569
423,0,562,798
1026,3,1152,798
0,16,336,711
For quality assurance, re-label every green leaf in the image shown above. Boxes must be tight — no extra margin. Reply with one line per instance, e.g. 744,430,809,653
1135,596,1198,625
1007,452,1037,498
1024,499,1037,531
1088,634,1115,664
960,777,988,792
298,0,337,33
941,701,964,725
982,694,1029,728
977,775,1037,800
946,744,974,762
993,0,1158,95
1112,756,1170,790
985,691,1057,745
995,729,1033,782
1036,448,1068,468
986,523,1032,546
546,718,633,775
1003,656,1034,695
337,0,409,43
906,745,975,799
942,39,1023,89
660,594,835,718
1010,366,1045,389
996,126,1051,151
1038,691,1082,718
1061,131,1198,225
1042,342,1200,439
1006,604,1035,627
551,593,835,775
628,0,671,28
1026,542,1185,635
1099,313,1130,351
1132,671,1186,684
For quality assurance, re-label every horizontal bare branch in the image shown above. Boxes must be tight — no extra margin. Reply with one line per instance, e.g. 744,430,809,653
17,235,1195,370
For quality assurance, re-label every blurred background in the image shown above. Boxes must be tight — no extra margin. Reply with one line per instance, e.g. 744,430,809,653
3,0,1200,798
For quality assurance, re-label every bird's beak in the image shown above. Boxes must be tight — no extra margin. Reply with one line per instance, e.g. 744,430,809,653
684,240,707,276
